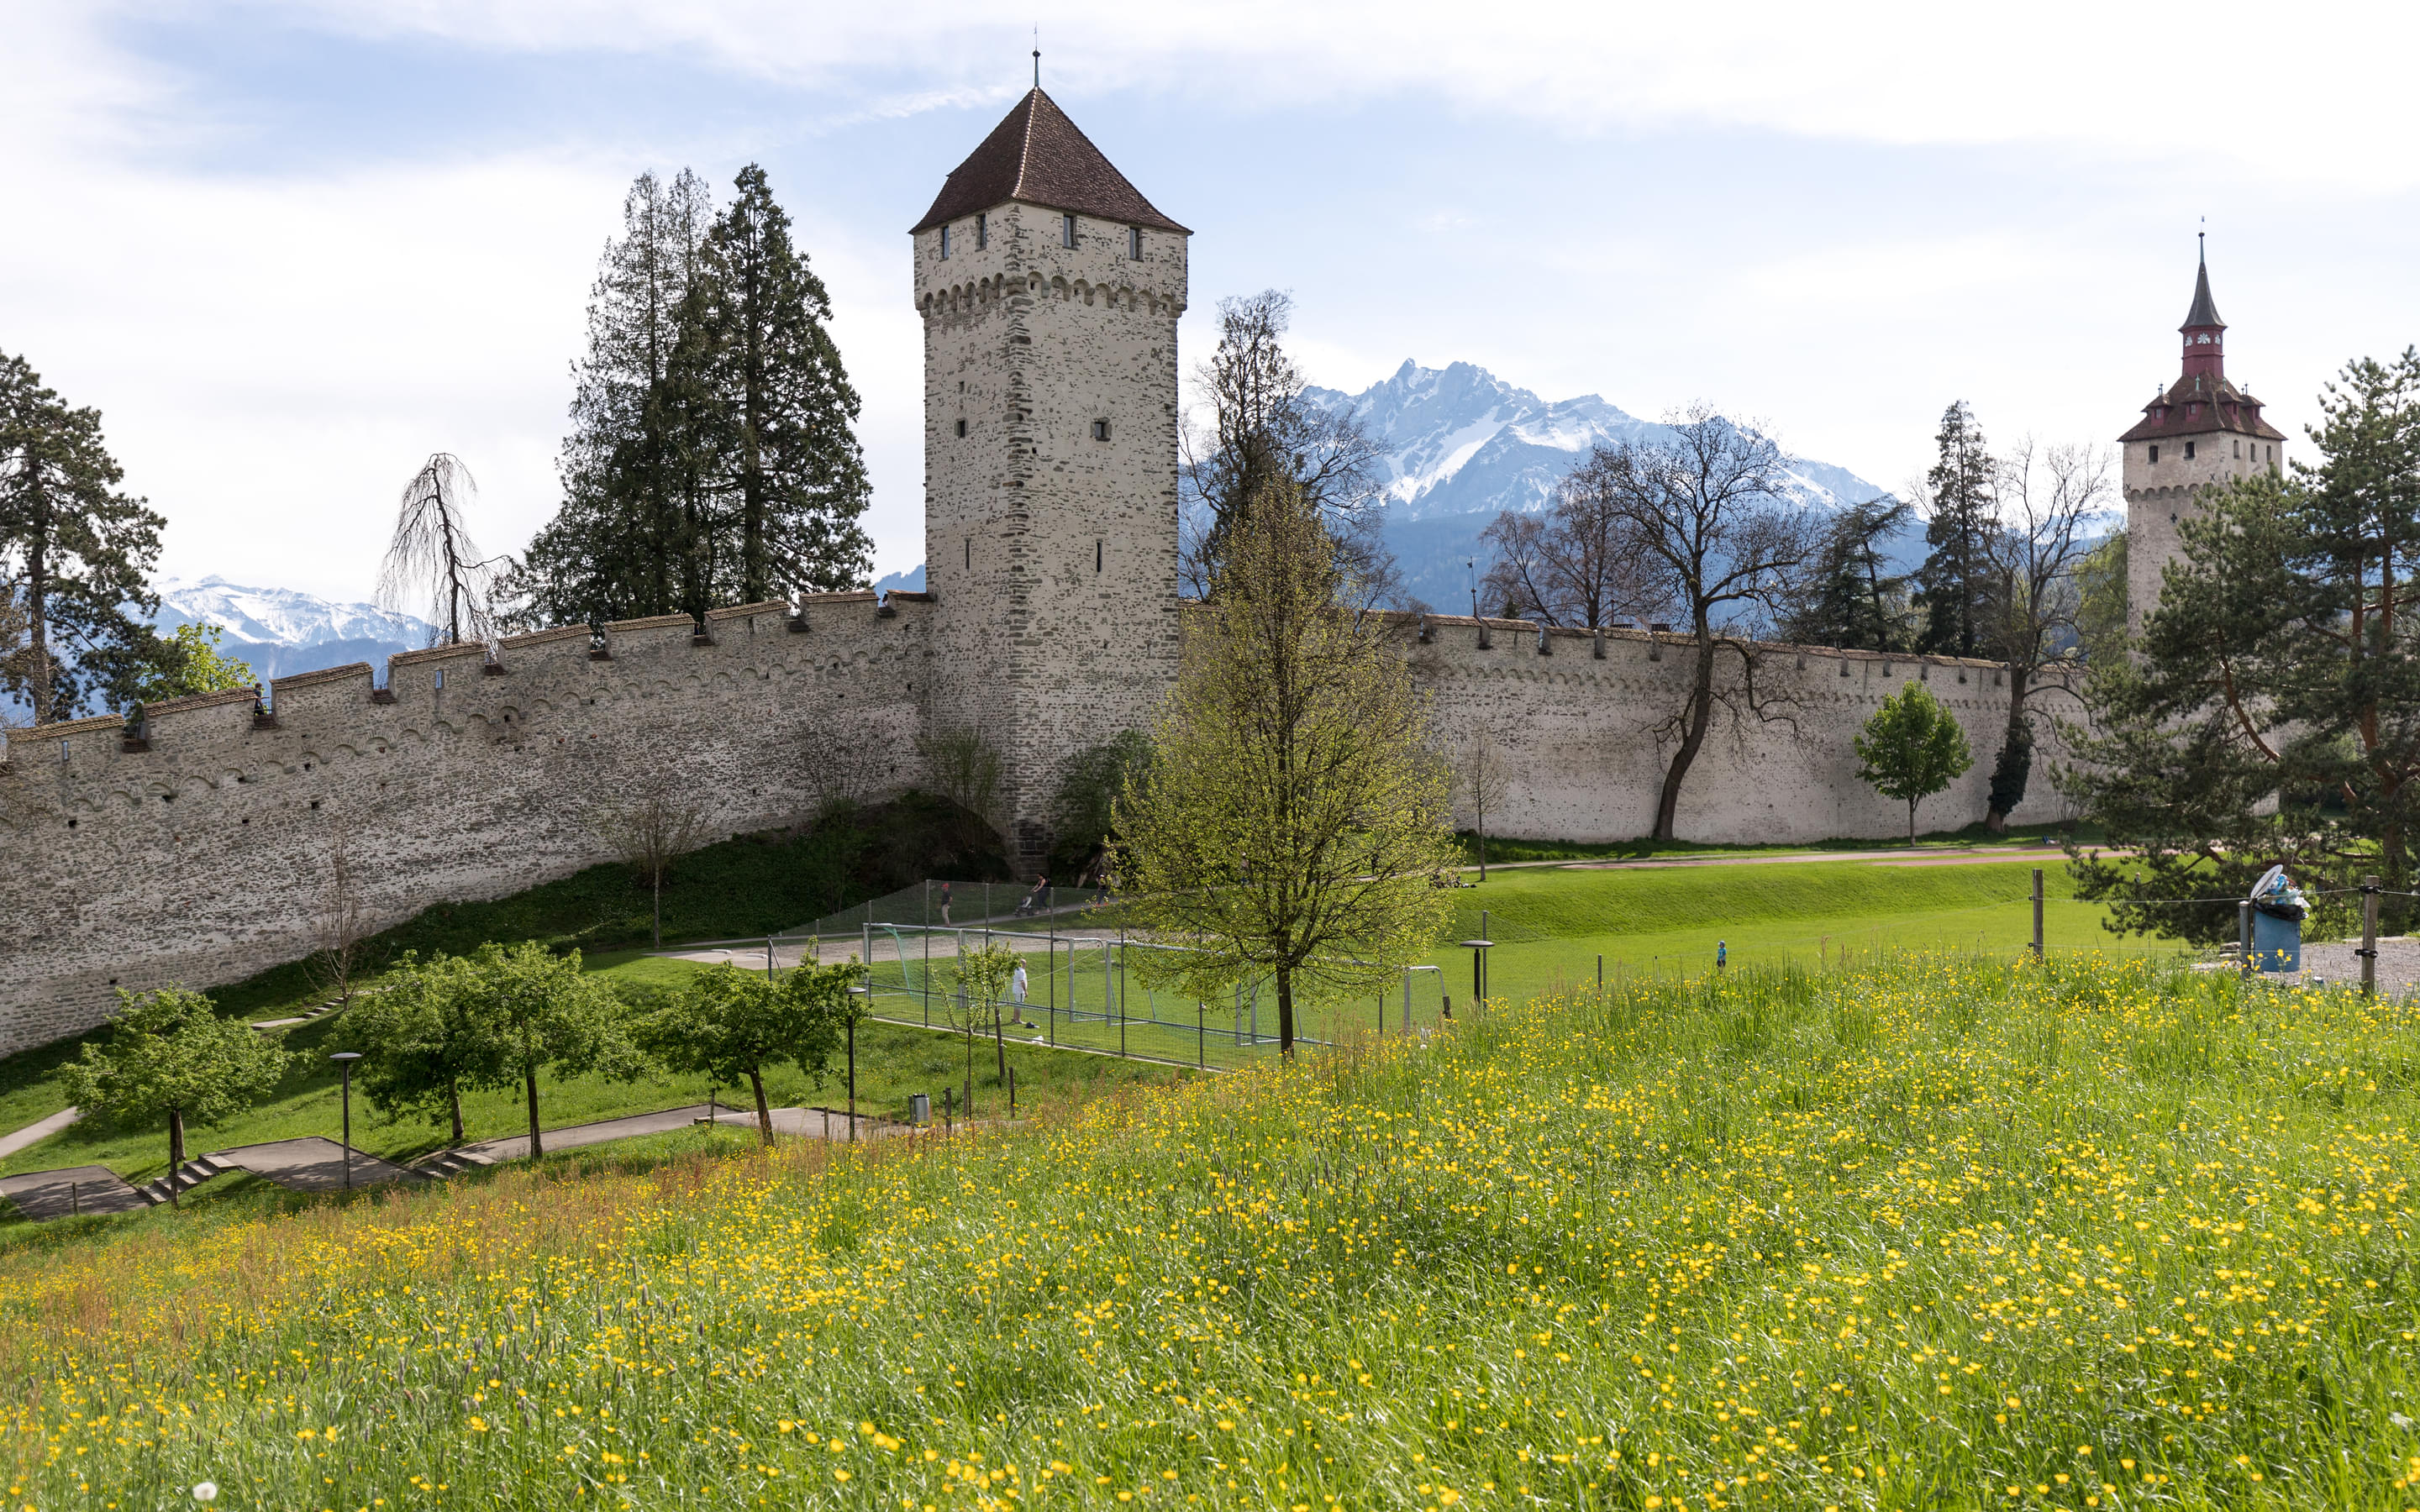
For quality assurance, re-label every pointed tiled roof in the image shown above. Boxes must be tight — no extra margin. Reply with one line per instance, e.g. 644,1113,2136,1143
911,89,1187,235
2181,255,2224,330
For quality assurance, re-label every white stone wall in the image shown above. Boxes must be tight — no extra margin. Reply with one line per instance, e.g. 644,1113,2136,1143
1396,617,2082,843
0,596,929,1058
914,202,1187,864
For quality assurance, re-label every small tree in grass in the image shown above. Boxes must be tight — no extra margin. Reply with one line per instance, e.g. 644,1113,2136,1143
641,961,850,1145
57,986,288,1197
1854,682,1974,842
456,942,644,1159
950,940,1019,1116
1112,478,1462,1056
339,951,497,1145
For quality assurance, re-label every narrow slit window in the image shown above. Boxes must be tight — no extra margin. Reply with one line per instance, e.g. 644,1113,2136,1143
1096,539,1103,573
1128,226,1141,260
1061,213,1077,249
939,224,950,260
1091,418,1111,442
964,538,971,569
2234,438,2242,457
955,418,966,438
2185,441,2196,459
976,213,986,249
2149,444,2160,464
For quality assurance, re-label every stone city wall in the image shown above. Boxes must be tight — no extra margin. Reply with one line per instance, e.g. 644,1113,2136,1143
1399,615,2082,844
0,595,933,1058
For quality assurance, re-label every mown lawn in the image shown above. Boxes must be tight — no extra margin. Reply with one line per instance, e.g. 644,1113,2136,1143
3,953,2417,1509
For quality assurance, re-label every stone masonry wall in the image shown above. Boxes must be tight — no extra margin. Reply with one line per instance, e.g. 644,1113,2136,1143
1397,615,2082,843
0,595,932,1058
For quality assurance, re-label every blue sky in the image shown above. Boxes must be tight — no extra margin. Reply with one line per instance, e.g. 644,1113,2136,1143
8,1,2418,601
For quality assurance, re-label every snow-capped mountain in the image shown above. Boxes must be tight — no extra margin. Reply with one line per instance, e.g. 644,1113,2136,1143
1303,361,1899,611
152,577,436,684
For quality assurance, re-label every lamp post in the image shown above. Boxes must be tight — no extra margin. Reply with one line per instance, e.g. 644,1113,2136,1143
1466,559,1478,619
329,1053,363,1189
846,983,869,1143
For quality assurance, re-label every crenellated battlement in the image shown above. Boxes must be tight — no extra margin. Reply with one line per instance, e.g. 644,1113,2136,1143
0,593,938,1057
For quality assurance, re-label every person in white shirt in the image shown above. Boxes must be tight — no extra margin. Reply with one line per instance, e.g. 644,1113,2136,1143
1012,962,1032,1027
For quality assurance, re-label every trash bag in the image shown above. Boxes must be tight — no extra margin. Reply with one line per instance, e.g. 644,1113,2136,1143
2248,864,2307,922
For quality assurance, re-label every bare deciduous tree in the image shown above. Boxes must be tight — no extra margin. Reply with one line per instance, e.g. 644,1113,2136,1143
1583,407,1821,841
379,454,508,647
593,780,710,947
305,816,371,1007
1479,466,1665,628
1454,715,1520,879
1980,438,2112,831
917,725,1004,841
1180,290,1396,601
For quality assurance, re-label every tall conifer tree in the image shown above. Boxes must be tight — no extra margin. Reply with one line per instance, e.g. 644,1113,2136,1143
697,165,873,601
0,349,169,723
1913,400,1997,658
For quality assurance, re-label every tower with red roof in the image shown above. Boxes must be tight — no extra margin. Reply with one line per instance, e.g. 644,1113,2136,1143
911,88,1189,868
2119,244,2286,634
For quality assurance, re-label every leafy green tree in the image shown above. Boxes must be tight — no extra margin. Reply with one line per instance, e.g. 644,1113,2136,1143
1050,730,1153,880
0,349,171,723
1913,400,1997,659
1853,682,1975,841
696,164,874,601
56,987,288,1189
2061,350,2420,942
337,951,498,1145
134,623,256,704
1112,478,1461,1055
455,942,644,1158
642,960,848,1144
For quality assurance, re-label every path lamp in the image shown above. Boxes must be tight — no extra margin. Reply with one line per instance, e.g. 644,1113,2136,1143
1459,937,1494,1014
329,1053,363,1189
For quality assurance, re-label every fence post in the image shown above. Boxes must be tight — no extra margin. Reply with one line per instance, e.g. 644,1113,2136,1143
1118,930,1128,1058
2031,869,2044,959
1049,923,1058,1046
923,923,932,1027
2238,901,2251,971
1199,1000,1206,1068
2363,875,2381,998
944,1085,954,1136
766,935,776,976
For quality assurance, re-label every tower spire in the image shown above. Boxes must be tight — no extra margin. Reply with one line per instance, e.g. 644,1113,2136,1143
2179,234,2225,380
1033,29,1040,90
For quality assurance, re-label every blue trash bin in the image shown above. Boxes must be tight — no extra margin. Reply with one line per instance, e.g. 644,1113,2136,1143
2250,907,2302,973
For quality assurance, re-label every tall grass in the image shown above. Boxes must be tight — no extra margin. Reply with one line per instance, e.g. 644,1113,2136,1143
3,953,2417,1509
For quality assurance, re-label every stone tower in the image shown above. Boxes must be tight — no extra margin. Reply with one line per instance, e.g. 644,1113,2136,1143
2118,244,2287,633
911,90,1190,871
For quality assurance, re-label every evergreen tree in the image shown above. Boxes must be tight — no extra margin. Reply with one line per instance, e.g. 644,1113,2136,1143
517,170,714,625
1913,400,1997,658
1780,495,1914,650
696,164,873,601
0,350,170,723
513,166,875,625
2062,350,2420,942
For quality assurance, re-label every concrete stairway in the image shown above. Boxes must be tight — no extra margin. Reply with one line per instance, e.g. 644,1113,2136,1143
136,1152,237,1205
412,1146,500,1182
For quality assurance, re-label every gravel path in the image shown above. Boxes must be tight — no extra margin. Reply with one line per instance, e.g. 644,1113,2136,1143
2269,937,2420,997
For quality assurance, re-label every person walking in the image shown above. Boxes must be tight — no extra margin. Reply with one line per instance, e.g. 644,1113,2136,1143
939,880,952,927
1716,940,1728,973
1012,961,1032,1028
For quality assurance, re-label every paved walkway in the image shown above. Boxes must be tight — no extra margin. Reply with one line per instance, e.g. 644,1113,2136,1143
0,1164,149,1220
211,1137,424,1193
0,1106,82,1161
1566,844,2076,872
451,1102,901,1163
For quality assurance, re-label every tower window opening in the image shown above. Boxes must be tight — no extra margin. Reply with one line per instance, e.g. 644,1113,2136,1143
976,213,986,249
955,417,967,438
1096,539,1103,573
2149,444,2160,464
1062,213,1077,249
965,538,971,569
939,225,950,259
1128,226,1142,260
1092,418,1111,442
2234,438,2242,458
2185,441,2196,460
2267,444,2275,462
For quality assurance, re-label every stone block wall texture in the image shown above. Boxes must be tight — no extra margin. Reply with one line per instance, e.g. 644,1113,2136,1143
1398,616,2082,844
0,596,931,1058
914,201,1186,864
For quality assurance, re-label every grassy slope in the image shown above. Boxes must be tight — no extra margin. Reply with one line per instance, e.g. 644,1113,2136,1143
5,956,2417,1509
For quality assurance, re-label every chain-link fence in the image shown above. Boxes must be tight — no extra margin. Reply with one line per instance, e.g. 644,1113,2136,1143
787,879,1107,938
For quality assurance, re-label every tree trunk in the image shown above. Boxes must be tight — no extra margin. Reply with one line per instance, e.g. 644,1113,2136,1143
748,1068,772,1146
1652,635,1720,843
524,1064,544,1160
993,994,1007,1079
168,1104,186,1169
1276,964,1296,1059
26,522,52,727
652,869,663,948
1908,797,1918,843
447,1081,464,1146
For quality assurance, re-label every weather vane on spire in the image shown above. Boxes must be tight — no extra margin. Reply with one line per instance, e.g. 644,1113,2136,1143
1034,29,1040,89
